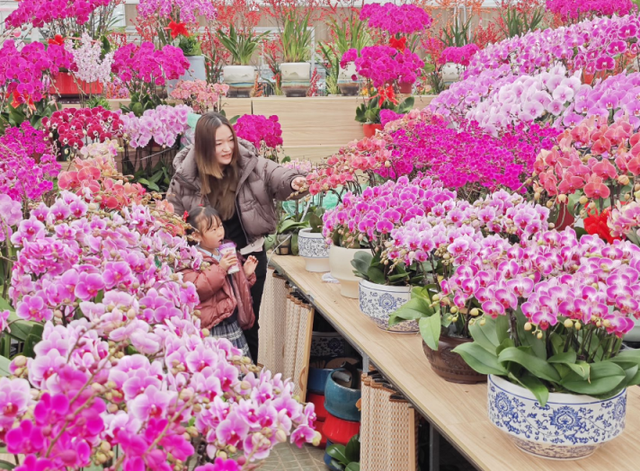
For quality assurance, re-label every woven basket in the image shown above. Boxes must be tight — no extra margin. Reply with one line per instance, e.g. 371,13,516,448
257,270,288,372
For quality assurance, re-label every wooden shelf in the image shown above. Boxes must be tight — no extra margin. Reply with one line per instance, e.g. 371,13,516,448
269,254,640,471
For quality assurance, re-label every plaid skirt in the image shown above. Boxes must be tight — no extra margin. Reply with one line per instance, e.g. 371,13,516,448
211,318,251,360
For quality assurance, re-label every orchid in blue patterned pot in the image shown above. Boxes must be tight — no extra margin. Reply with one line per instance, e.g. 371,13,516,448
444,228,640,459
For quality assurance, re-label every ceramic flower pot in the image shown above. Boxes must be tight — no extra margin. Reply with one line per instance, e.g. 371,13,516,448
625,318,640,343
362,123,383,138
338,63,360,96
298,228,330,273
167,55,207,94
280,62,310,97
358,280,416,333
222,65,256,98
310,331,351,358
422,337,486,384
441,62,463,86
322,412,361,446
50,72,104,96
398,81,413,94
324,368,362,422
308,367,333,394
307,392,329,421
329,245,369,298
488,375,627,460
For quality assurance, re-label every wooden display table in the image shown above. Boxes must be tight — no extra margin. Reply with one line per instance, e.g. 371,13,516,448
269,254,640,471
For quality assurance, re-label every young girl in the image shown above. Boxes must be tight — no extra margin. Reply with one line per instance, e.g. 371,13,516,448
182,206,258,359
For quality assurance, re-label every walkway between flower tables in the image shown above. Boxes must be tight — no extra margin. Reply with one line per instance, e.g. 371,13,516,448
261,442,326,470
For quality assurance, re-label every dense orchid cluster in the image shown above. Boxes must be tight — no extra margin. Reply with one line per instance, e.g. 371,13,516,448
322,176,456,248
0,122,60,204
306,136,390,195
282,159,313,174
0,195,22,243
384,191,550,269
0,40,75,106
136,0,217,24
464,14,640,79
43,107,124,152
121,105,191,148
372,111,558,197
112,42,189,88
170,80,229,114
533,116,637,206
66,33,114,85
57,140,147,211
5,191,317,469
5,0,112,28
234,115,283,159
546,0,634,21
439,44,480,66
359,3,432,36
441,228,640,337
340,46,424,87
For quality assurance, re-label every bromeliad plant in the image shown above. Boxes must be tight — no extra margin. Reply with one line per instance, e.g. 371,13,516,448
445,228,640,405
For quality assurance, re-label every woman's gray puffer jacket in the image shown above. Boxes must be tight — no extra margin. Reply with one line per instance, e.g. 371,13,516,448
167,138,304,243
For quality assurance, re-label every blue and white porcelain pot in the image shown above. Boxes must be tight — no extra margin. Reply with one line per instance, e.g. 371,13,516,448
358,280,417,334
488,374,627,460
298,228,330,273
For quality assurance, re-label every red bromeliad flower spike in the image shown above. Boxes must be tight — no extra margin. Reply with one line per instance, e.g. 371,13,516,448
389,37,407,52
167,21,190,39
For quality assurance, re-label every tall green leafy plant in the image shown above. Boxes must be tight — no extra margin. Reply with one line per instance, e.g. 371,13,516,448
217,25,268,65
318,42,340,95
498,2,546,38
329,15,371,55
281,12,313,62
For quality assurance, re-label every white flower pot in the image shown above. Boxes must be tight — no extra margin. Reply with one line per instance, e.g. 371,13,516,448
329,245,369,298
280,62,310,97
167,55,207,94
488,375,626,460
358,280,416,333
441,62,463,86
223,65,256,98
338,63,359,96
624,317,640,342
298,228,330,273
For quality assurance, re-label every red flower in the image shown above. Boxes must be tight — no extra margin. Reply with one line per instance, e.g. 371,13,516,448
167,21,190,39
378,85,398,106
584,206,620,244
183,211,189,222
389,37,407,52
47,34,65,46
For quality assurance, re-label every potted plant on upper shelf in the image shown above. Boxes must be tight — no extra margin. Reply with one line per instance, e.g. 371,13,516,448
217,25,268,98
355,89,414,138
388,192,551,383
443,225,640,460
167,33,207,94
279,12,313,97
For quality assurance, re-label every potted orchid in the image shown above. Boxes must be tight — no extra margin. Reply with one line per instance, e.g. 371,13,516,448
446,227,640,459
388,192,550,383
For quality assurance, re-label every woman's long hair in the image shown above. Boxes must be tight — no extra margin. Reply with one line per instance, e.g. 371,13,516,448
194,112,241,220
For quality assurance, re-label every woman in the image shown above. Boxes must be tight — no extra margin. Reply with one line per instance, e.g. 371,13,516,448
168,112,307,362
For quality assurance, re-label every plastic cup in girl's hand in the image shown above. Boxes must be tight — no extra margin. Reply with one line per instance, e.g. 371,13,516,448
219,242,240,274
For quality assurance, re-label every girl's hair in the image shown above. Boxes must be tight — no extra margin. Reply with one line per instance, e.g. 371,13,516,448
194,112,240,220
186,206,223,234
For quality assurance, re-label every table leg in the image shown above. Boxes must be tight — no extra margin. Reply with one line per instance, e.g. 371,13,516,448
363,352,370,373
429,423,440,471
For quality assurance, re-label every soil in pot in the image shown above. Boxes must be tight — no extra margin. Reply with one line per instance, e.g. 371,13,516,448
422,336,486,384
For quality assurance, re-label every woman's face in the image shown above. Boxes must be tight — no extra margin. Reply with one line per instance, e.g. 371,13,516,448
215,125,235,167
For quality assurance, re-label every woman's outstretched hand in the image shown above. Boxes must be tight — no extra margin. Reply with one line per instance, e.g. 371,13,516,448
291,176,308,192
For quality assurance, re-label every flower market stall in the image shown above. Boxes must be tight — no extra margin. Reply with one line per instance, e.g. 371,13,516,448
3,0,640,470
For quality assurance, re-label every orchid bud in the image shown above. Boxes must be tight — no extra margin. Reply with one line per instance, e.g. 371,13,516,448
276,429,287,443
228,445,237,454
470,308,479,317
557,194,567,203
13,355,27,367
579,196,588,205
201,328,210,337
96,452,108,464
524,322,532,331
618,175,630,186
536,332,543,339
563,319,573,329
